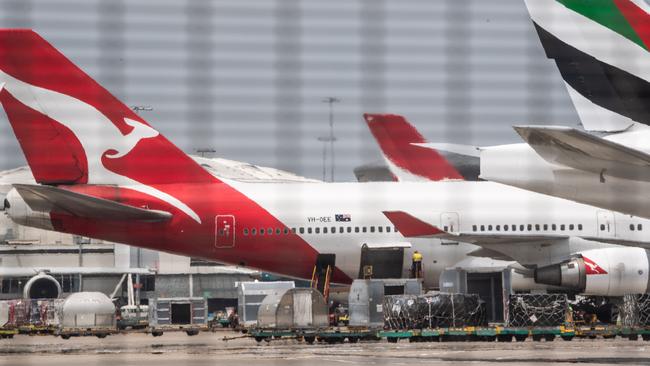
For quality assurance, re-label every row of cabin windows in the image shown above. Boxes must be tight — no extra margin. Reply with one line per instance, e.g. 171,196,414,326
630,224,644,231
472,223,584,232
242,226,398,236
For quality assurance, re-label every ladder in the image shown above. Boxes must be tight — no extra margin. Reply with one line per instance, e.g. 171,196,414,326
310,264,332,300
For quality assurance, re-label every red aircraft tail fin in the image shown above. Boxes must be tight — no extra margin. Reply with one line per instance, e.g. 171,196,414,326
0,29,215,186
364,113,465,181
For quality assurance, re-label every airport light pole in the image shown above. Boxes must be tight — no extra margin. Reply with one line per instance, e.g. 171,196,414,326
130,105,153,306
319,97,340,182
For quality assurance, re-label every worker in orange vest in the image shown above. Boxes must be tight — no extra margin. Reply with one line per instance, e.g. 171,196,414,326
411,250,423,279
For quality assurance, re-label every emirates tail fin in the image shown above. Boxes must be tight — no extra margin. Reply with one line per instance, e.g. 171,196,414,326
524,0,650,132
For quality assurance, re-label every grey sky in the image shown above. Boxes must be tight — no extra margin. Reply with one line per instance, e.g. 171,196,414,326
0,0,581,181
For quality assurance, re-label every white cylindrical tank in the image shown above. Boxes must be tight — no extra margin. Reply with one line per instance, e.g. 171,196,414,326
60,292,115,329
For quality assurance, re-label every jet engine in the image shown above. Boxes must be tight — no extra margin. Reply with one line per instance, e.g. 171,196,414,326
534,248,650,296
23,272,62,299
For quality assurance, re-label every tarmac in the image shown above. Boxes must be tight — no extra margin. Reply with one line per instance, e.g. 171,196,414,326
2,331,650,366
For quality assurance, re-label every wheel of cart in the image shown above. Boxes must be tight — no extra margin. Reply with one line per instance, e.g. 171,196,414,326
642,334,650,341
482,335,496,342
560,335,574,341
96,333,108,339
514,334,527,342
387,337,398,343
602,334,616,339
186,329,199,336
61,334,71,340
304,336,316,344
544,334,555,342
151,330,164,337
628,334,639,341
347,336,359,343
497,334,513,342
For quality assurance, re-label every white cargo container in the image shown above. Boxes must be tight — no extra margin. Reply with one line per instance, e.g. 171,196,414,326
58,292,116,338
237,281,294,327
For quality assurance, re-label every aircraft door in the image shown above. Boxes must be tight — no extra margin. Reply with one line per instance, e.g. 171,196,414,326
440,212,460,245
597,211,615,237
215,215,235,248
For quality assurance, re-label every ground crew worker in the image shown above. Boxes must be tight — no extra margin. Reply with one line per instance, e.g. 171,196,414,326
411,250,423,279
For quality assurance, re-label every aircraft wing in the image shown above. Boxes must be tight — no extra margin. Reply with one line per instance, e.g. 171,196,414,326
13,184,173,222
383,210,569,244
514,125,650,181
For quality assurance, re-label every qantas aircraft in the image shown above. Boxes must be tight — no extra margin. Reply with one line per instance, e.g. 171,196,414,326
479,0,650,220
0,29,522,291
1,29,650,296
364,113,650,296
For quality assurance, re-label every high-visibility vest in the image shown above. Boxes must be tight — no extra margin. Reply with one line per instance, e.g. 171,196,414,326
412,252,423,262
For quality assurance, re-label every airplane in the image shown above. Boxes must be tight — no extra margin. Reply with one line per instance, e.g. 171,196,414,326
479,0,650,220
1,29,649,297
0,29,519,291
363,113,650,296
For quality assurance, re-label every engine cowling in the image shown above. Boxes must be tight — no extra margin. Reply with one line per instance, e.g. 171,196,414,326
534,248,650,296
23,272,62,299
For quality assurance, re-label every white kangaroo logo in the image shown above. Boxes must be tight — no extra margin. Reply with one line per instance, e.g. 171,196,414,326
0,71,201,223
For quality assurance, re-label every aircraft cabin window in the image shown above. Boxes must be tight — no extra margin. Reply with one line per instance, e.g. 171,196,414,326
512,225,516,231
560,224,565,231
276,228,281,235
444,226,448,232
370,226,375,233
386,226,391,233
472,225,477,232
378,226,383,233
243,229,249,236
638,224,643,231
308,228,312,234
520,225,524,231
543,224,548,230
630,224,635,231
252,229,257,235
332,226,336,233
299,228,304,234
503,225,508,231
600,224,605,231
259,228,265,236
362,227,367,233
347,227,352,233
315,228,320,234
496,225,500,231
569,224,574,230
552,224,556,231
480,225,485,231
527,224,532,231
323,227,328,234
488,225,492,231
340,227,344,233
355,227,359,233
578,224,582,230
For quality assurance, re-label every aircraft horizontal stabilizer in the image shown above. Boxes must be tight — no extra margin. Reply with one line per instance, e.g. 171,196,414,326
382,211,445,237
514,125,650,181
13,184,173,222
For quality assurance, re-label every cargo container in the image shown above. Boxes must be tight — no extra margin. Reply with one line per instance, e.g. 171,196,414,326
149,297,207,336
257,288,328,329
58,292,116,339
349,279,422,327
237,281,294,327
